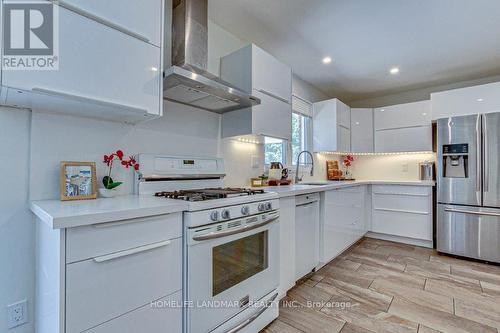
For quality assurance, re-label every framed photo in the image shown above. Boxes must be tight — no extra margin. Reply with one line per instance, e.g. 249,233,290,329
60,162,97,201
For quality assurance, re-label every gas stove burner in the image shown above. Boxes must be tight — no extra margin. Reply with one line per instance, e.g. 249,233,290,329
155,188,265,202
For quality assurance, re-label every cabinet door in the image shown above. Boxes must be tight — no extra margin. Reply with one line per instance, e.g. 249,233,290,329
351,108,374,153
375,126,432,152
278,197,295,298
252,46,292,103
313,99,337,152
2,7,161,116
86,291,182,333
60,0,163,46
337,100,351,129
431,82,500,120
374,101,431,130
321,190,353,263
338,125,351,153
252,89,291,140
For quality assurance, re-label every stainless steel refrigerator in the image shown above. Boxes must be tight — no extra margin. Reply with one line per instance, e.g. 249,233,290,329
437,113,500,263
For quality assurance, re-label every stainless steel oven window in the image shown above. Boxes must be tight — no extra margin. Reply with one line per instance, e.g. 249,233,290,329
212,231,269,296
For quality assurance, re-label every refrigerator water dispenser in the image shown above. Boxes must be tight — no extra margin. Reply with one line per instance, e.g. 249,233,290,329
442,144,468,178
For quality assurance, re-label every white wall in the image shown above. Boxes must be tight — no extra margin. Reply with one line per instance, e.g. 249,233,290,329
292,75,329,103
0,107,34,333
335,153,436,181
30,102,220,200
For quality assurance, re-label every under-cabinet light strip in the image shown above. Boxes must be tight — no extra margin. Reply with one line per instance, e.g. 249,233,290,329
317,151,435,156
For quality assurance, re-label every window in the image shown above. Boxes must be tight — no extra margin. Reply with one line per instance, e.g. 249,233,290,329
264,136,286,164
291,95,313,164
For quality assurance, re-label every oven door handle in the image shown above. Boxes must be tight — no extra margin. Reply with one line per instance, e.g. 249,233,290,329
224,293,278,333
192,216,279,241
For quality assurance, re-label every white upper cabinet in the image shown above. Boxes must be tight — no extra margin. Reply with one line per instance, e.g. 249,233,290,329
59,0,163,46
1,4,162,122
374,101,431,130
313,98,351,152
220,44,292,140
351,108,374,153
221,44,292,103
374,101,432,153
431,81,500,120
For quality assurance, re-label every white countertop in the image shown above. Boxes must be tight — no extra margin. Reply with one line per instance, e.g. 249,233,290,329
260,180,435,198
30,180,434,229
30,195,188,229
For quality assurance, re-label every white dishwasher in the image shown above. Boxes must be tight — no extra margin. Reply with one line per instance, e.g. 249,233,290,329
295,193,320,280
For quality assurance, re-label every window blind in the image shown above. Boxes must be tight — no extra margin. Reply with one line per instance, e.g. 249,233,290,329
292,95,313,117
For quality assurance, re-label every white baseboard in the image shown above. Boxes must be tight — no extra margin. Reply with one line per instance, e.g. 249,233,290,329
366,232,433,248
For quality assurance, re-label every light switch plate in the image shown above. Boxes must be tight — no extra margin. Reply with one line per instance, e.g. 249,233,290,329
402,163,409,172
7,299,28,329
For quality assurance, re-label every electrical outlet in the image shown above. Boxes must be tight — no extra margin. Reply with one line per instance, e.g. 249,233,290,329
251,155,260,169
7,299,28,329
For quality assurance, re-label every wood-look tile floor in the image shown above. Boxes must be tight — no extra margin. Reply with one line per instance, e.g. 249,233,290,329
261,237,500,333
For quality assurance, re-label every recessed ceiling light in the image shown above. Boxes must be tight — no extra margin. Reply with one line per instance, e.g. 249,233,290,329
390,67,400,75
380,109,385,112
422,113,428,116
322,57,332,64
477,98,484,102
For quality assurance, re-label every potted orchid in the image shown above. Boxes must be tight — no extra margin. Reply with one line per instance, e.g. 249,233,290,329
342,154,355,180
99,150,140,198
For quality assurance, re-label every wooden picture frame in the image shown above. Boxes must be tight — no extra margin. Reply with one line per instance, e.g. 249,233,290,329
60,161,97,201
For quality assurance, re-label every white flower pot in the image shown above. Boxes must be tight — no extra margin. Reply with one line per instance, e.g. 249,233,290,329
99,188,118,198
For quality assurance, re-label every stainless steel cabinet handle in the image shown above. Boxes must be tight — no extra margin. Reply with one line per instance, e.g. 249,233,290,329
93,240,171,263
56,0,151,43
483,115,489,192
32,87,148,115
193,216,279,241
225,293,278,333
255,89,290,104
445,208,500,217
476,115,482,193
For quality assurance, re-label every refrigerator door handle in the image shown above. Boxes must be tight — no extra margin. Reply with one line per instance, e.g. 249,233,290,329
444,207,500,217
483,115,489,192
476,115,482,193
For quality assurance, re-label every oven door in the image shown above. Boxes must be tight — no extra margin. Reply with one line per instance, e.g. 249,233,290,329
186,213,279,333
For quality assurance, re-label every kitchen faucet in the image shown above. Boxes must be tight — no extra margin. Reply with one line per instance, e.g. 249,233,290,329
295,150,314,183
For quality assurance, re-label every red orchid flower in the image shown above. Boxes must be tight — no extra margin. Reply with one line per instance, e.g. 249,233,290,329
116,150,124,160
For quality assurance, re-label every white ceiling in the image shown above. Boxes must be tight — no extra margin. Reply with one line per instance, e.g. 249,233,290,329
209,0,500,102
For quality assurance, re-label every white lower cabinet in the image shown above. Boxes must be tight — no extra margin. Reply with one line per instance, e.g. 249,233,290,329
35,213,183,333
370,185,432,242
278,196,295,299
86,291,182,333
320,186,367,265
66,238,181,332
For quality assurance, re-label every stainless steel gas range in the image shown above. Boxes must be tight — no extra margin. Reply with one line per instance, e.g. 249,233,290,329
136,154,280,333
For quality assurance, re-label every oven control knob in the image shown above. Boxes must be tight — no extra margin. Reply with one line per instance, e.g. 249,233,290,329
241,206,250,215
265,202,273,211
210,211,219,222
221,210,231,220
258,203,266,212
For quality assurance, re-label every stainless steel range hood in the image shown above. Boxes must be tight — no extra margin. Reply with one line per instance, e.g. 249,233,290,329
163,0,260,113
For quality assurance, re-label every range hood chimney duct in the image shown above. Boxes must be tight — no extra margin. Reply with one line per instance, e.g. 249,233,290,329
163,0,260,113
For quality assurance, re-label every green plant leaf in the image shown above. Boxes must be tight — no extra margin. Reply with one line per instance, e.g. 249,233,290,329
106,182,123,190
103,176,113,188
